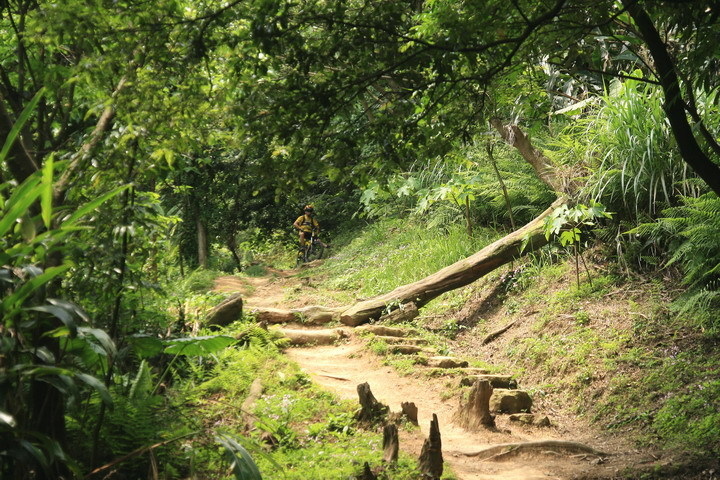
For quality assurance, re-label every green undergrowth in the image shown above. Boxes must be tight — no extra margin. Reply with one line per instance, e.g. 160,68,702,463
307,217,498,301
303,217,719,471
476,253,720,470
172,319,435,479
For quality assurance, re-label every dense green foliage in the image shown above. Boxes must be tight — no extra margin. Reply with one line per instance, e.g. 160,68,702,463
2,0,719,477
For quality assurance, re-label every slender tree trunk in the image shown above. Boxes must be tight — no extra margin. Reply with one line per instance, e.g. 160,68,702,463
227,235,243,272
486,142,516,230
465,196,473,236
197,217,208,268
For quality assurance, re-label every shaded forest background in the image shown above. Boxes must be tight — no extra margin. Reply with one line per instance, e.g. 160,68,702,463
1,0,719,478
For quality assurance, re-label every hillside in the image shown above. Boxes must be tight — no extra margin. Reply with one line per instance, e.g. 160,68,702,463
210,219,719,479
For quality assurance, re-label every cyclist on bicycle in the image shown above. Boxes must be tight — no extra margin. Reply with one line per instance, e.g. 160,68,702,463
293,204,328,251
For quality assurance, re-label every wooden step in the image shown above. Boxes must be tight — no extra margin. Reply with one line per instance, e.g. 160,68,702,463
389,344,426,354
373,335,428,345
426,356,468,368
460,374,517,389
356,324,419,337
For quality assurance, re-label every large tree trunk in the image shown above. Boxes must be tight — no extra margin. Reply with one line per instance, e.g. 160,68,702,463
339,196,565,326
621,0,720,197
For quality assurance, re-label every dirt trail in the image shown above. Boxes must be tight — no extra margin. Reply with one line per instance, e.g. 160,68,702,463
215,271,647,480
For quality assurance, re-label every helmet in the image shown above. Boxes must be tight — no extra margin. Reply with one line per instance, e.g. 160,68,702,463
304,204,314,212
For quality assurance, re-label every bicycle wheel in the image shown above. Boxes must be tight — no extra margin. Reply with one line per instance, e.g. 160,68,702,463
307,243,324,261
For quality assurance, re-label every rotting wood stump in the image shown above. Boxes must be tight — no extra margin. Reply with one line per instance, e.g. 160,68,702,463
382,424,399,463
355,462,377,480
240,378,264,432
355,382,389,425
454,379,496,430
418,413,443,480
401,401,419,425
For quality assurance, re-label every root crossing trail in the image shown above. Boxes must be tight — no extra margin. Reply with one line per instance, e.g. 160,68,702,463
215,271,649,480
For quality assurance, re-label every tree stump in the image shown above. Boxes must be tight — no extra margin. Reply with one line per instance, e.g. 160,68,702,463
382,424,399,463
240,378,264,432
355,382,389,425
418,413,443,480
355,462,377,480
453,379,496,430
401,401,419,425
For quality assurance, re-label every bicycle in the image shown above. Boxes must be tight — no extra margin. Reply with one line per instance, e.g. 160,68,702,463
296,231,325,266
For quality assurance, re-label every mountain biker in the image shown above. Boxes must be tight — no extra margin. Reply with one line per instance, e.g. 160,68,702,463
292,205,328,252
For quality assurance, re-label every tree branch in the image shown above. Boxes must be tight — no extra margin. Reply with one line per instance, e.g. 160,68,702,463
490,118,578,195
54,75,129,199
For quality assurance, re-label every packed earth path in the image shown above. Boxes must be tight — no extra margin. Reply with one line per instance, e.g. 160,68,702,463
214,267,657,480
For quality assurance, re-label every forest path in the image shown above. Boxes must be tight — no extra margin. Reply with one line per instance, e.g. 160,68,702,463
215,270,646,480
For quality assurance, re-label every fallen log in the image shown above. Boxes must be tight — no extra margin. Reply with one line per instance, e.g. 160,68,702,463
339,197,566,326
275,327,350,346
250,305,343,325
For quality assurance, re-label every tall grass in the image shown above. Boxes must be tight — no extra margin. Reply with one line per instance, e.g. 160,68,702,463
358,142,555,229
321,218,498,298
550,75,702,222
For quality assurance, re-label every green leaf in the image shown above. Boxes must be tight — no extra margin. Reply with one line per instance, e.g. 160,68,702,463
48,298,90,323
75,373,113,408
29,304,77,337
78,327,117,357
128,334,164,358
23,366,74,377
216,433,264,480
163,335,236,356
41,153,55,229
64,184,130,225
0,409,17,428
0,175,42,238
2,264,72,314
0,88,45,164
20,439,50,470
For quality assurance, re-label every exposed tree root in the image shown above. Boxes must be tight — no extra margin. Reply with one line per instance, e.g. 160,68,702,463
462,440,609,461
481,319,518,345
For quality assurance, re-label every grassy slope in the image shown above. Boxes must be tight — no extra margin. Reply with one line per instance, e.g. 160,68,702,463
309,217,720,477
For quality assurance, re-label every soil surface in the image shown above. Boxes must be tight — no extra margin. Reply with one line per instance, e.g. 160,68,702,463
214,268,657,480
